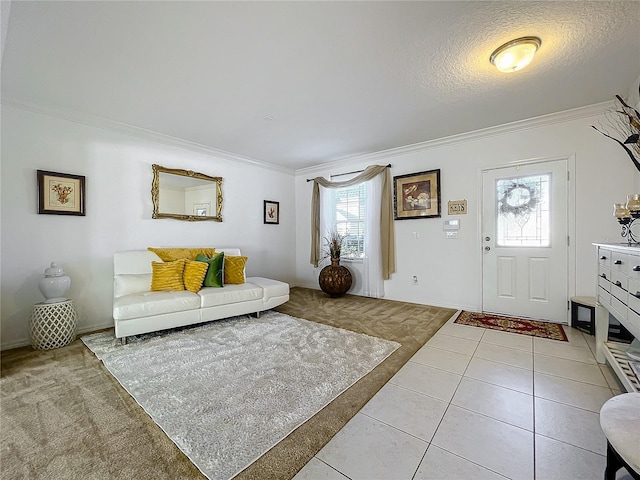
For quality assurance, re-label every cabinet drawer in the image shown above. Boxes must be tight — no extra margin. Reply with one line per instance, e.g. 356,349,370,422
598,288,611,307
610,270,628,293
628,290,640,315
629,277,640,297
598,249,612,267
628,256,640,280
598,266,611,291
610,295,628,321
625,308,640,340
611,251,628,274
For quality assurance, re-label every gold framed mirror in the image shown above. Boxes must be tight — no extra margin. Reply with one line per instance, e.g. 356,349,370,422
151,164,223,222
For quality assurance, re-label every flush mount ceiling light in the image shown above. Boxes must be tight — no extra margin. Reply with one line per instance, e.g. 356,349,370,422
490,36,542,73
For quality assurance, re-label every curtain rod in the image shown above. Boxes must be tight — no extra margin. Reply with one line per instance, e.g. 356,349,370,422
306,164,391,182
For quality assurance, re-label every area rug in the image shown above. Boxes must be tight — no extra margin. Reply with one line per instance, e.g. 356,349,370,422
81,310,399,480
455,311,568,341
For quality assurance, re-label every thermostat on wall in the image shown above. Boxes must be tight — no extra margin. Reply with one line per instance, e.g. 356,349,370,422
443,220,460,230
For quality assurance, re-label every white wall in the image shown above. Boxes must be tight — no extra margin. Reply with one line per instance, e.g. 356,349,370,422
295,105,640,312
1,105,296,349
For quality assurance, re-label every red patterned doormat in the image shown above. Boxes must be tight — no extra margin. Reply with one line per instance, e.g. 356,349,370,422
455,311,568,341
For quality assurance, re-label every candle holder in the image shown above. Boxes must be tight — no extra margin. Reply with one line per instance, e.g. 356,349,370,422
614,199,640,245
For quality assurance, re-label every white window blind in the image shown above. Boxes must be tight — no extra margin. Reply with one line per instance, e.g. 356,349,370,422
331,183,367,259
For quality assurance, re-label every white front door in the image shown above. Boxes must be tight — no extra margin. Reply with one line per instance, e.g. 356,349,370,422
482,159,568,323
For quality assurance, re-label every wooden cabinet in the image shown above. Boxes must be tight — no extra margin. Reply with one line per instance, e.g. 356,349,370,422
594,243,640,392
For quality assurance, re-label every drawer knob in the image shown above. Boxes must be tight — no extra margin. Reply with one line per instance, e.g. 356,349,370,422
600,256,607,260
615,281,623,287
635,292,640,298
601,273,607,279
614,259,622,265
633,265,640,272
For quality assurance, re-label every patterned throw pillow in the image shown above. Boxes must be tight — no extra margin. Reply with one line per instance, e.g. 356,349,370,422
196,252,225,288
147,248,193,262
183,260,209,293
150,259,186,291
147,247,216,261
224,256,248,285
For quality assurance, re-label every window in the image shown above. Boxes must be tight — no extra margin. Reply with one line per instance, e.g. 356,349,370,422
496,174,550,247
330,183,367,259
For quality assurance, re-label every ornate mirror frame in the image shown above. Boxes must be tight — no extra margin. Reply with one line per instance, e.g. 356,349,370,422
151,164,223,222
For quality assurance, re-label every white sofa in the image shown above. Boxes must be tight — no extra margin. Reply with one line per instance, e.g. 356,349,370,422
113,248,290,341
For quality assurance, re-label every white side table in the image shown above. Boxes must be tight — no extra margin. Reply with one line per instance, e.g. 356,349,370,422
30,299,77,350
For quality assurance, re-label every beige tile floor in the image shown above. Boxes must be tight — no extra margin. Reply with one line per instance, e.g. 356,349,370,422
294,312,633,480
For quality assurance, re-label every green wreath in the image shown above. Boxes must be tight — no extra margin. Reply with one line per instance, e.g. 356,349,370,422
498,182,539,217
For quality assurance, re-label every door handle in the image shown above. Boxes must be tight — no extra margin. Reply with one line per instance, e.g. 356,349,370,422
614,260,622,265
484,246,491,251
600,256,607,260
633,265,640,272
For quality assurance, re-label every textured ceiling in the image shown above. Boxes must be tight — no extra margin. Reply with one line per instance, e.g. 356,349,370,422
2,1,639,171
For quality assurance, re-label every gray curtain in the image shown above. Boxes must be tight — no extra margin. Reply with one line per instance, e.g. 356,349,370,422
310,165,396,280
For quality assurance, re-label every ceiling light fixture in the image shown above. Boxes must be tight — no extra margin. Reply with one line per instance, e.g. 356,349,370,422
490,36,541,73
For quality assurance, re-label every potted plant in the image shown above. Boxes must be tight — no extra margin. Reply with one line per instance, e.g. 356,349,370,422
318,229,352,297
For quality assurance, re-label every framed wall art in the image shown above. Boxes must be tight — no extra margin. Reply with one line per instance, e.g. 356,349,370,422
37,170,86,216
264,200,279,224
393,169,441,220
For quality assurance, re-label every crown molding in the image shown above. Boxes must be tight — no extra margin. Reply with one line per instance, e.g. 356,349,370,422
295,101,612,177
1,97,295,176
2,96,611,178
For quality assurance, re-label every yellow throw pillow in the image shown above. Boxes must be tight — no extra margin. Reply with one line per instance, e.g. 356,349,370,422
148,247,216,261
224,256,248,285
187,248,216,260
183,260,208,293
150,259,186,291
148,247,192,262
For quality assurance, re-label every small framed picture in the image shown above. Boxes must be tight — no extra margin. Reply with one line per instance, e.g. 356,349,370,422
37,170,86,216
193,202,210,216
393,169,441,220
264,200,279,224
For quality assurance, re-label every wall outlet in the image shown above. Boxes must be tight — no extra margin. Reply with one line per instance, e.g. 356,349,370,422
446,231,458,239
412,275,418,285
411,232,419,239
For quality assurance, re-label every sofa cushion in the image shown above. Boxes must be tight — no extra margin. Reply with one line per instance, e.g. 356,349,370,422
113,291,200,320
114,274,152,298
198,283,263,308
197,252,224,288
246,277,290,301
224,256,248,284
183,260,208,293
151,259,186,291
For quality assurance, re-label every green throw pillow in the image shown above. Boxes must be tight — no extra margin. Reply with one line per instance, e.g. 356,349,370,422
196,252,224,288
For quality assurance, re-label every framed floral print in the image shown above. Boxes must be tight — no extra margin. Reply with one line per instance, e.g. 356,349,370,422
264,200,279,224
37,170,86,216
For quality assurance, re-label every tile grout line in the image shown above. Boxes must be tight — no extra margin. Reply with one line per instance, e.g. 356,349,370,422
358,411,433,445
412,328,485,479
315,457,353,480
415,444,511,480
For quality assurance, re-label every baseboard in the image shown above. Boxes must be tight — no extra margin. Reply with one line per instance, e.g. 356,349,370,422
0,321,114,352
290,284,477,313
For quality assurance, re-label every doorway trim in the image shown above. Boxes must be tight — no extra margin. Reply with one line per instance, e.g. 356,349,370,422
477,154,576,324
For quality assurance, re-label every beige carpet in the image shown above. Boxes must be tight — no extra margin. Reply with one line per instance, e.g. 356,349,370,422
1,287,455,479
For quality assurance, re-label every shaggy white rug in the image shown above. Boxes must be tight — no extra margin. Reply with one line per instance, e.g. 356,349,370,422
82,311,399,480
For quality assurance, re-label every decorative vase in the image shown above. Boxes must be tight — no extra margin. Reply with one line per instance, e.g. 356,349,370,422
38,262,71,304
318,258,352,298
